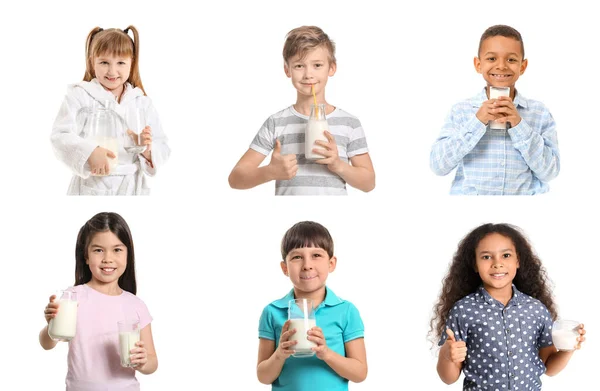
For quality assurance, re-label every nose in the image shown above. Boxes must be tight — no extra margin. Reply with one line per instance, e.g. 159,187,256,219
491,256,503,267
301,260,313,270
108,63,117,75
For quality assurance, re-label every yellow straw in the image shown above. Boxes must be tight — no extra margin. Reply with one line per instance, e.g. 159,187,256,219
311,84,319,119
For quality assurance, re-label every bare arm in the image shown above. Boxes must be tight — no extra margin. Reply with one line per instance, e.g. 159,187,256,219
134,324,158,375
39,295,58,350
436,329,465,385
228,149,271,189
540,323,586,377
321,338,367,383
336,153,375,192
39,325,58,350
256,321,297,384
257,338,286,384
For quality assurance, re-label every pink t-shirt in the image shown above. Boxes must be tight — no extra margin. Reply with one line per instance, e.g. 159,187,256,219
65,284,152,391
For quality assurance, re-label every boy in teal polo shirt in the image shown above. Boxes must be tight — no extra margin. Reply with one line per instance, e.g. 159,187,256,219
257,221,367,390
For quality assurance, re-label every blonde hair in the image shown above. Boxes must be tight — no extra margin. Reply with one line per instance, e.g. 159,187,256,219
283,26,336,66
83,26,146,95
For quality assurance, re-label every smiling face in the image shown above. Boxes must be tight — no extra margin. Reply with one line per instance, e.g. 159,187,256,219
475,233,520,298
474,36,528,94
281,246,336,297
86,230,128,288
93,53,131,95
284,46,336,100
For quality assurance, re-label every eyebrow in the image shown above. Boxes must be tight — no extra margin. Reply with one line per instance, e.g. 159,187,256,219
90,243,125,248
479,248,515,254
483,52,520,57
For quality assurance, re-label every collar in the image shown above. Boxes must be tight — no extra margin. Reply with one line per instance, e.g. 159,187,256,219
73,79,142,105
476,284,527,308
471,87,528,109
272,286,343,309
290,105,339,120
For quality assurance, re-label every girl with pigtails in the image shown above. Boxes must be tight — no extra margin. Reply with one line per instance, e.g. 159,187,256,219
51,26,170,195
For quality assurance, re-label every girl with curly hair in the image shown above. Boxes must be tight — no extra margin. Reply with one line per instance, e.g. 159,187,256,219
430,223,585,390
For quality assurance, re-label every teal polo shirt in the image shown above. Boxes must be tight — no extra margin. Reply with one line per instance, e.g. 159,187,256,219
258,287,364,391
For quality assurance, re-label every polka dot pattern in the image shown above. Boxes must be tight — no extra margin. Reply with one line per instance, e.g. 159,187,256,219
439,285,553,390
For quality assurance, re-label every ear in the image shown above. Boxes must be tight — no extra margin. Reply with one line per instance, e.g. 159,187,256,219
284,62,291,78
329,256,337,273
328,62,337,77
474,56,482,74
520,58,528,75
280,261,289,276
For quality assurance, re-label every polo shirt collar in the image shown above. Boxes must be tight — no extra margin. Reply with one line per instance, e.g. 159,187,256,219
477,284,526,308
272,286,343,309
471,87,528,109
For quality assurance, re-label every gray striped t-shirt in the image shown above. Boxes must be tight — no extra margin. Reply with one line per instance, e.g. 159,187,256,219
250,106,369,195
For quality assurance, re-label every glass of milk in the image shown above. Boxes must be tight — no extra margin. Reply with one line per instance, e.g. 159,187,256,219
288,299,316,357
86,100,120,174
305,103,329,160
118,320,140,367
124,105,148,155
489,86,511,130
552,319,580,351
48,289,78,342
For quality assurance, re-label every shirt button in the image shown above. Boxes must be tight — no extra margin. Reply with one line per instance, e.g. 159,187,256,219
508,351,512,356
506,329,510,334
501,161,505,166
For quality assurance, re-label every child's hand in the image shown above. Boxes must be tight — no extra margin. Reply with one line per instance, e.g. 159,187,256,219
44,295,59,324
140,126,153,161
315,131,342,174
88,146,116,175
268,140,298,180
275,320,298,360
491,96,521,127
308,326,332,361
574,324,586,350
130,340,148,369
476,100,503,125
441,329,467,364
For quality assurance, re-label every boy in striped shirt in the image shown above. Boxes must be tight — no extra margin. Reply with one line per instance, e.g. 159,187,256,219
229,26,375,195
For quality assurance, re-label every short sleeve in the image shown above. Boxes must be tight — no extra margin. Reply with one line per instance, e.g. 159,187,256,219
345,117,368,158
249,117,275,156
537,303,554,348
343,302,364,343
438,304,467,346
258,305,275,341
136,298,153,330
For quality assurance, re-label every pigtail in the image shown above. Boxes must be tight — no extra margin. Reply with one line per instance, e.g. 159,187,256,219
83,27,104,81
124,25,146,95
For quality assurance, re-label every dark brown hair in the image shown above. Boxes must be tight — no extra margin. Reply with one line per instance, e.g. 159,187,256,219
478,25,525,59
429,223,556,343
281,221,334,260
75,212,137,294
84,26,146,95
283,26,336,65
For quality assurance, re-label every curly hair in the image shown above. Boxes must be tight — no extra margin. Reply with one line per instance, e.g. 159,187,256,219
429,223,557,345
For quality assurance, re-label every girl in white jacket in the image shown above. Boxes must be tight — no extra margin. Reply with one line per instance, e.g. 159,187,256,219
51,26,170,195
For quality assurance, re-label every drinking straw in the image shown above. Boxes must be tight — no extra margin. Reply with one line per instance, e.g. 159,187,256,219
311,84,319,119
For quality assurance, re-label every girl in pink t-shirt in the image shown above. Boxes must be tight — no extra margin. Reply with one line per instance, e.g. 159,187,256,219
39,212,158,391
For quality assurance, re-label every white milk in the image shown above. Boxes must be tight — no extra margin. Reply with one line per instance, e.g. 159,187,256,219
96,137,119,173
119,330,140,367
305,120,329,159
489,87,510,130
48,299,78,341
552,329,578,351
289,318,317,354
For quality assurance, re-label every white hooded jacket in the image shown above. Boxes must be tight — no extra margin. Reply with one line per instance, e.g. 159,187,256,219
51,79,170,195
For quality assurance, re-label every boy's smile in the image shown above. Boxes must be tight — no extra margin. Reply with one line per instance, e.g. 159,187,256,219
285,46,336,102
474,36,528,98
281,246,336,296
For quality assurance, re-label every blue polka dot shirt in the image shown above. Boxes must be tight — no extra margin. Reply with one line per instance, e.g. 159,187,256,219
439,285,554,390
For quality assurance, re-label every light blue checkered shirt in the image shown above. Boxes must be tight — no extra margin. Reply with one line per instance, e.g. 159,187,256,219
430,88,560,195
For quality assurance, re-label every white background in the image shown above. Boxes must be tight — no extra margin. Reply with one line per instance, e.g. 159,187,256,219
0,0,597,390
